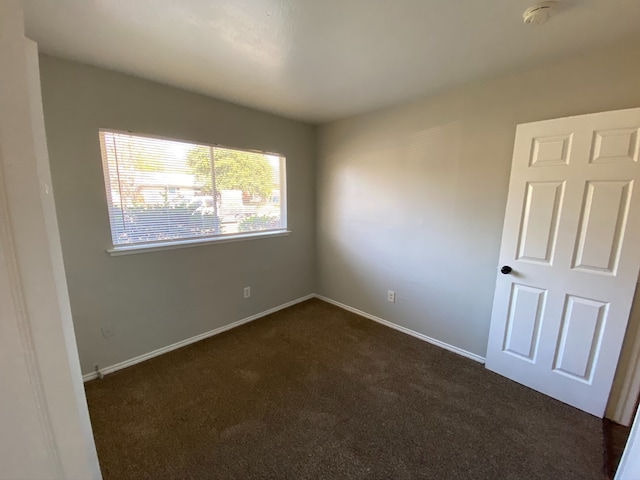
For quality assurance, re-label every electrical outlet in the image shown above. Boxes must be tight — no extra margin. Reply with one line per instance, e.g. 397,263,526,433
387,291,395,303
100,324,115,338
244,286,251,299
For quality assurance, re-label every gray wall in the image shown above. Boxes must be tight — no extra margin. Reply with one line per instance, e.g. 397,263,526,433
41,42,640,387
39,55,317,375
317,42,640,358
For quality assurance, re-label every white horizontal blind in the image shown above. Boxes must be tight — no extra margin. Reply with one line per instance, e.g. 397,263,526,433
99,130,286,247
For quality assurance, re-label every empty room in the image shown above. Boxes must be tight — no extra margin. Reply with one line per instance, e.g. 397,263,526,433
4,0,640,479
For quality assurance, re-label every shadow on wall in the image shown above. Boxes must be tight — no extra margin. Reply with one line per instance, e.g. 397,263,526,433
319,121,498,353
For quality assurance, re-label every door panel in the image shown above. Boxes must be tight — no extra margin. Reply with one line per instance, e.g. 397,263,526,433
590,128,638,164
517,182,564,264
573,180,632,274
503,284,546,361
486,108,640,417
530,134,573,167
553,295,608,382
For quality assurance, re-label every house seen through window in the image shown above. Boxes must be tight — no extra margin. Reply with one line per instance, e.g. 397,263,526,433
99,130,286,249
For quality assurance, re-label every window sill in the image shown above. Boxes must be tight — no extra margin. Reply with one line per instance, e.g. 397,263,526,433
106,230,291,256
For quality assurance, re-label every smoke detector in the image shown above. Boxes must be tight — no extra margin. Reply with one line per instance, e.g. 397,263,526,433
523,1,557,24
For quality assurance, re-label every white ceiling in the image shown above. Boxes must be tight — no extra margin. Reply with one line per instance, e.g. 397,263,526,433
22,0,640,123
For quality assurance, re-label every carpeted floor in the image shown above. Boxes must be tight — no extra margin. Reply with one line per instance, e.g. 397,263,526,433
85,299,605,479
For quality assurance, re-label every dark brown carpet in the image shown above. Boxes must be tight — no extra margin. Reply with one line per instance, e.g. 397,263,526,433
85,299,605,479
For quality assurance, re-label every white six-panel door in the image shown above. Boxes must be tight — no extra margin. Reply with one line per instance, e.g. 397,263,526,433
486,108,640,417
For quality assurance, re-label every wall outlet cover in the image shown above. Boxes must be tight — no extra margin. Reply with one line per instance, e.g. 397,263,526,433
101,325,115,338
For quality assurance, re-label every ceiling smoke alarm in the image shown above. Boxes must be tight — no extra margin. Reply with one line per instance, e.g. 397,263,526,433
523,1,557,25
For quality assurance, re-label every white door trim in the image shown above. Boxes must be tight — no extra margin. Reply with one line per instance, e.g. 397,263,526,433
0,107,62,476
617,344,640,424
608,302,640,425
616,406,640,479
0,1,101,477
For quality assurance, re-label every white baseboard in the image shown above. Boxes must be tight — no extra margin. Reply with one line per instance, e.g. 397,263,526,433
82,294,316,381
83,292,485,382
314,294,486,364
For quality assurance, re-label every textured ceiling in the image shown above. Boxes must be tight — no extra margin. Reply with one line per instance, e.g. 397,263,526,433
22,0,640,123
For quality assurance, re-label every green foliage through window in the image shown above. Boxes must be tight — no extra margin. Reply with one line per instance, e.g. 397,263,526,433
186,146,274,199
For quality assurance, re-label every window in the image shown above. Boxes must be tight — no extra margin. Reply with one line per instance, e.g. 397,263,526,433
99,130,287,252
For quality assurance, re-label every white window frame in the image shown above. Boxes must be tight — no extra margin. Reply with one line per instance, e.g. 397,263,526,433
99,129,289,256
